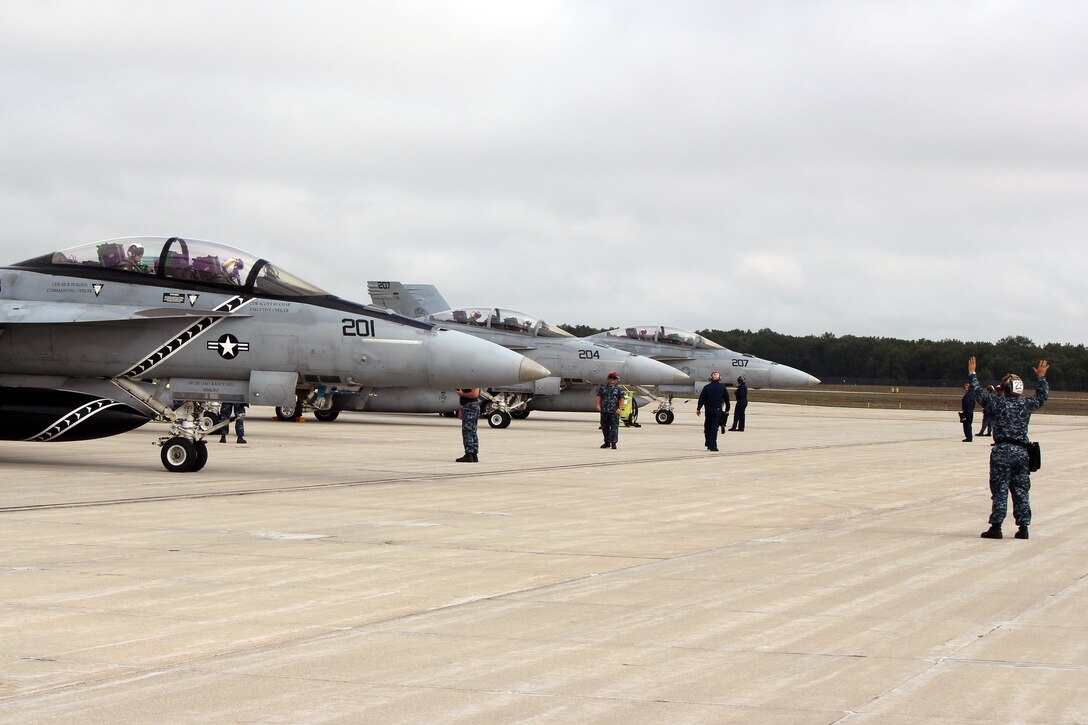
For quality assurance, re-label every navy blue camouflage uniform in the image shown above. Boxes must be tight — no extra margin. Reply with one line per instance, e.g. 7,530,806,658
697,380,730,450
219,402,247,442
596,382,626,447
459,390,480,457
968,373,1048,528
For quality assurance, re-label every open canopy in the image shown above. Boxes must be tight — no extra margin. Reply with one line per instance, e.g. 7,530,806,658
428,307,573,338
603,326,725,350
18,236,327,297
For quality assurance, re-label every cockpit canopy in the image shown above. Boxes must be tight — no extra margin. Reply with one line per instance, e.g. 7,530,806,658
428,307,573,338
604,326,724,350
31,236,327,297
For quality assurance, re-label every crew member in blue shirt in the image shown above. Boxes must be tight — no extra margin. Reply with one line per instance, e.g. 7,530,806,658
596,372,626,450
696,371,730,451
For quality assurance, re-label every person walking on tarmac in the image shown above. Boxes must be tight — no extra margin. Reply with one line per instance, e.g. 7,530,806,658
218,402,248,444
967,356,1049,540
455,387,481,462
696,371,730,451
960,383,976,442
729,375,749,431
596,372,626,449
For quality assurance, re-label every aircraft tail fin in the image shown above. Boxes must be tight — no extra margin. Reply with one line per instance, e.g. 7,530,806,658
367,281,450,318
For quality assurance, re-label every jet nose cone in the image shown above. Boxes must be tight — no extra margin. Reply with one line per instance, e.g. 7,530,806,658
429,330,548,388
621,354,688,385
519,357,552,383
768,364,821,388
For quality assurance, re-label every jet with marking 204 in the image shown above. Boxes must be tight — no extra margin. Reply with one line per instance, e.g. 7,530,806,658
353,282,690,428
584,326,820,423
0,237,549,471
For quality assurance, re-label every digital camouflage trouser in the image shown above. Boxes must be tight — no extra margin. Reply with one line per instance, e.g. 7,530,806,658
461,402,480,454
989,443,1032,526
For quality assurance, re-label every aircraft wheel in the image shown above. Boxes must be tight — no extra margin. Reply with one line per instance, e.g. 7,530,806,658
510,410,530,420
487,410,512,428
191,441,209,472
313,409,340,422
161,437,198,472
654,410,675,425
275,395,302,421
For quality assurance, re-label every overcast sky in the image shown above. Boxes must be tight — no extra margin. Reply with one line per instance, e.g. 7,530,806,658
1,1,1084,345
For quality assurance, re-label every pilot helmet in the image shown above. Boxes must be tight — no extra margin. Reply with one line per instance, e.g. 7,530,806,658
709,371,721,381
128,243,144,257
1002,373,1024,396
737,375,746,384
607,371,620,381
224,257,244,271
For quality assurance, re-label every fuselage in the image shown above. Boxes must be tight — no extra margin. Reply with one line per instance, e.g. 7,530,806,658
586,326,820,392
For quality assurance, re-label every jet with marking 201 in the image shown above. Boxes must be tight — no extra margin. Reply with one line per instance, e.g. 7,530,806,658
351,282,690,427
0,237,549,471
585,326,820,423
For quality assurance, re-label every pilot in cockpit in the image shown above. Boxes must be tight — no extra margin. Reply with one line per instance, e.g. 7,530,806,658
127,244,151,273
223,257,245,284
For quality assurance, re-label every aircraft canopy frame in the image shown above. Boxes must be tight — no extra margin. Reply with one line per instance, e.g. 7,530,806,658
428,307,573,338
604,326,725,350
22,236,328,298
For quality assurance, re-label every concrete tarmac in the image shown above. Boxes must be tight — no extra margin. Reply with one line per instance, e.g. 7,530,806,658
2,402,1087,723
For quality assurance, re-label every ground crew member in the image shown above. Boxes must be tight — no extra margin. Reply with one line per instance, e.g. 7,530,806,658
455,387,481,462
596,372,626,449
219,402,248,444
696,371,730,451
967,356,1049,540
729,375,749,431
960,383,975,442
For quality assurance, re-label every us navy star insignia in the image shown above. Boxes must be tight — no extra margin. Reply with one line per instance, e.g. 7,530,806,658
208,333,250,360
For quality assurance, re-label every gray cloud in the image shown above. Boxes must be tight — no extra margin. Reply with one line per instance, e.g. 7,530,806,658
1,1,1084,344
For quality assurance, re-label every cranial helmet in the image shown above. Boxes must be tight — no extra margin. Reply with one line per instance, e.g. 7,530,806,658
128,243,144,256
709,371,721,381
607,371,619,380
1002,373,1024,396
737,375,746,384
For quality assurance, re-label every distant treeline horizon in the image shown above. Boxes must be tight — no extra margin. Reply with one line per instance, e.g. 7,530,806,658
560,325,1088,391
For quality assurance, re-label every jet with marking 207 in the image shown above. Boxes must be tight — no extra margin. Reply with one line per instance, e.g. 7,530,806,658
585,326,820,423
0,237,549,471
355,282,690,428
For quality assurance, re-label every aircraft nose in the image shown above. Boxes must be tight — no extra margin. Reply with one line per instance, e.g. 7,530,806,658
620,354,688,385
428,331,550,388
519,358,552,383
767,363,821,388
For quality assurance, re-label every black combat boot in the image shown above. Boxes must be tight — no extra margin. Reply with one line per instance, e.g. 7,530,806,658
456,452,474,462
472,453,479,462
980,524,1003,539
600,443,610,449
1015,526,1029,539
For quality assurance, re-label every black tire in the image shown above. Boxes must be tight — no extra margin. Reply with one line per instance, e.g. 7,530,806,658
510,410,530,420
313,409,340,422
191,441,209,472
487,410,512,429
161,437,197,472
654,409,675,425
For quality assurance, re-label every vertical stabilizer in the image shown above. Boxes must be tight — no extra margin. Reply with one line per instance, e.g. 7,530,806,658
367,281,450,318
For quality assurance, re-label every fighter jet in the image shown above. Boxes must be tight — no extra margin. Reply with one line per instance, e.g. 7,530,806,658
585,326,820,423
0,236,549,471
354,282,691,428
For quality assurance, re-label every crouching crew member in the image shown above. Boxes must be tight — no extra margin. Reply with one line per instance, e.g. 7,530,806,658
967,356,1049,540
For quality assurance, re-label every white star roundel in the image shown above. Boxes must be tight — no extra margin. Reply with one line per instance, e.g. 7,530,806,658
207,333,250,360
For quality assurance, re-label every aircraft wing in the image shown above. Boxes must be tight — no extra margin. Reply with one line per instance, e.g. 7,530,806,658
0,301,238,324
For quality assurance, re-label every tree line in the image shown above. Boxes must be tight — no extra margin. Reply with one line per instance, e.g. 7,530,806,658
560,325,1087,391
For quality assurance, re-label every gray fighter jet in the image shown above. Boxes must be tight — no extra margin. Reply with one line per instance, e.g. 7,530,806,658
0,236,549,471
585,326,820,423
354,282,691,428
